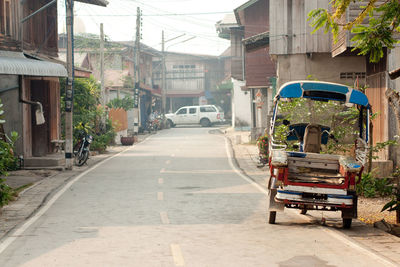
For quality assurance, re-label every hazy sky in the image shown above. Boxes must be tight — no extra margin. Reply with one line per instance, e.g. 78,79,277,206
58,0,247,56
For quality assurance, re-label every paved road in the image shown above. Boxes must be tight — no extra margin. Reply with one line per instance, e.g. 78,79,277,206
0,128,395,266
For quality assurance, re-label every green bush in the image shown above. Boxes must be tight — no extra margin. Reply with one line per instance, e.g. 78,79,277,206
106,96,134,111
0,99,19,207
357,172,393,198
60,77,116,152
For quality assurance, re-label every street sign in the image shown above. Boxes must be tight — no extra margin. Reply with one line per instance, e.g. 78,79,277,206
255,89,263,109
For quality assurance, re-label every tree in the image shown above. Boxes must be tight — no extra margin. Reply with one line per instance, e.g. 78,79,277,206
60,77,116,152
308,0,400,62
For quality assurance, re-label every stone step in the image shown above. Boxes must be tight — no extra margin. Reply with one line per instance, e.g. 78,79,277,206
24,155,65,168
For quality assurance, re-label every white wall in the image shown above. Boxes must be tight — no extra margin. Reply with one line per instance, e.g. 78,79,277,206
232,78,251,129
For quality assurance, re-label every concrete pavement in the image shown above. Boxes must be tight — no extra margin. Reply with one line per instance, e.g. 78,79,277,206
0,134,149,240
223,127,400,265
0,127,399,265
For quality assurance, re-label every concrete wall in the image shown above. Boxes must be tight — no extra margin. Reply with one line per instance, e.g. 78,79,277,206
388,46,400,167
250,87,270,140
0,74,23,156
231,78,251,129
276,53,366,88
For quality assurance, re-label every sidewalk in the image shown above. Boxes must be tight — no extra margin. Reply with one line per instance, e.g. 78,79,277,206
0,134,149,240
224,127,400,265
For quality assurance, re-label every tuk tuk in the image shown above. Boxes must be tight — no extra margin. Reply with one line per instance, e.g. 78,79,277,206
267,81,370,228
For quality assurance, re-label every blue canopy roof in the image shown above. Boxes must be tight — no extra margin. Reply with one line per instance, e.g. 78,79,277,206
276,81,370,107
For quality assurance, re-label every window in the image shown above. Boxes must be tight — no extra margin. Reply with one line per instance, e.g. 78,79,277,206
340,72,366,79
189,108,197,114
177,108,187,115
200,106,216,112
0,0,5,34
0,0,11,36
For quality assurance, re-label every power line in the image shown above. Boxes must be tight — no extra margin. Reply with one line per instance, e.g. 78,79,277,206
60,11,232,16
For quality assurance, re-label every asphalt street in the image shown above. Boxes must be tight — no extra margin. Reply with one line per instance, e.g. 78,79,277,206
0,127,396,266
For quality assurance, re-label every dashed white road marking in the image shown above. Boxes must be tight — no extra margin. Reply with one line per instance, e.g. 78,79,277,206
170,244,185,266
158,192,164,201
158,178,164,184
161,170,235,174
160,212,170,224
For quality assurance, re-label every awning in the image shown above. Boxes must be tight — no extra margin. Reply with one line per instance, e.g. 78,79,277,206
166,90,205,98
243,31,269,52
75,0,108,7
0,51,67,77
26,52,91,78
389,67,400,80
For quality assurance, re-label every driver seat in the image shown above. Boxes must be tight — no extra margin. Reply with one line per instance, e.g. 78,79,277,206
303,124,321,153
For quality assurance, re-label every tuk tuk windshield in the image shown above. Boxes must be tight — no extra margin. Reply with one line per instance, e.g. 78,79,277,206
273,98,364,153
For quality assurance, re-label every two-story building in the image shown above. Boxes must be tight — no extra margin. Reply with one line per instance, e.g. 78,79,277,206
59,36,161,134
0,0,106,167
217,0,276,138
0,0,68,167
152,52,226,113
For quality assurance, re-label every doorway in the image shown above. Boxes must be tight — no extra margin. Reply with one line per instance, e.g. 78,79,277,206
30,80,50,157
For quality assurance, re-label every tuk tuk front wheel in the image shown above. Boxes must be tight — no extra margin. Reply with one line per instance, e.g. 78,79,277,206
342,218,352,229
268,211,276,224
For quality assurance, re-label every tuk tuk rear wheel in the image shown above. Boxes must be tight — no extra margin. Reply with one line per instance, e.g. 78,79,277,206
343,218,352,229
268,211,276,224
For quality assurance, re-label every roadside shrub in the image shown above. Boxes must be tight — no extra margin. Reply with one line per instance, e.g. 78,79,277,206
357,172,393,198
0,99,19,206
60,77,116,152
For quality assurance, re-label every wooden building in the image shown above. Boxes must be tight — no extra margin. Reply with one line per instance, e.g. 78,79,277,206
0,0,106,167
330,1,394,173
0,0,68,167
152,52,225,113
269,0,366,88
235,0,276,139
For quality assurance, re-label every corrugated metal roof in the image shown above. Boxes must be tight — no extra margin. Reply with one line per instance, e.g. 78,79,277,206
0,51,67,77
75,0,108,7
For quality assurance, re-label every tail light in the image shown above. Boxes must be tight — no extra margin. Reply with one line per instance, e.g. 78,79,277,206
217,113,221,119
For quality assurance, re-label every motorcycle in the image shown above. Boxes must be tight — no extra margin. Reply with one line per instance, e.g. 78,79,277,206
74,124,93,166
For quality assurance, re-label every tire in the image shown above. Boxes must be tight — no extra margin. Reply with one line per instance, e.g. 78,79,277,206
343,218,352,229
268,211,276,224
200,118,211,127
75,150,89,166
166,119,174,128
300,208,307,215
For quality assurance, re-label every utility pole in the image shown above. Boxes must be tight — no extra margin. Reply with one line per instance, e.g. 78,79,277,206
133,7,141,134
161,30,166,117
100,23,105,106
160,33,193,119
65,0,74,169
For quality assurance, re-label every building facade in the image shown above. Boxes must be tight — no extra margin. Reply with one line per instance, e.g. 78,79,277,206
0,0,68,167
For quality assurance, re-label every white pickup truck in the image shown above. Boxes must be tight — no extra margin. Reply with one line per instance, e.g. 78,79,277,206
166,105,225,127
